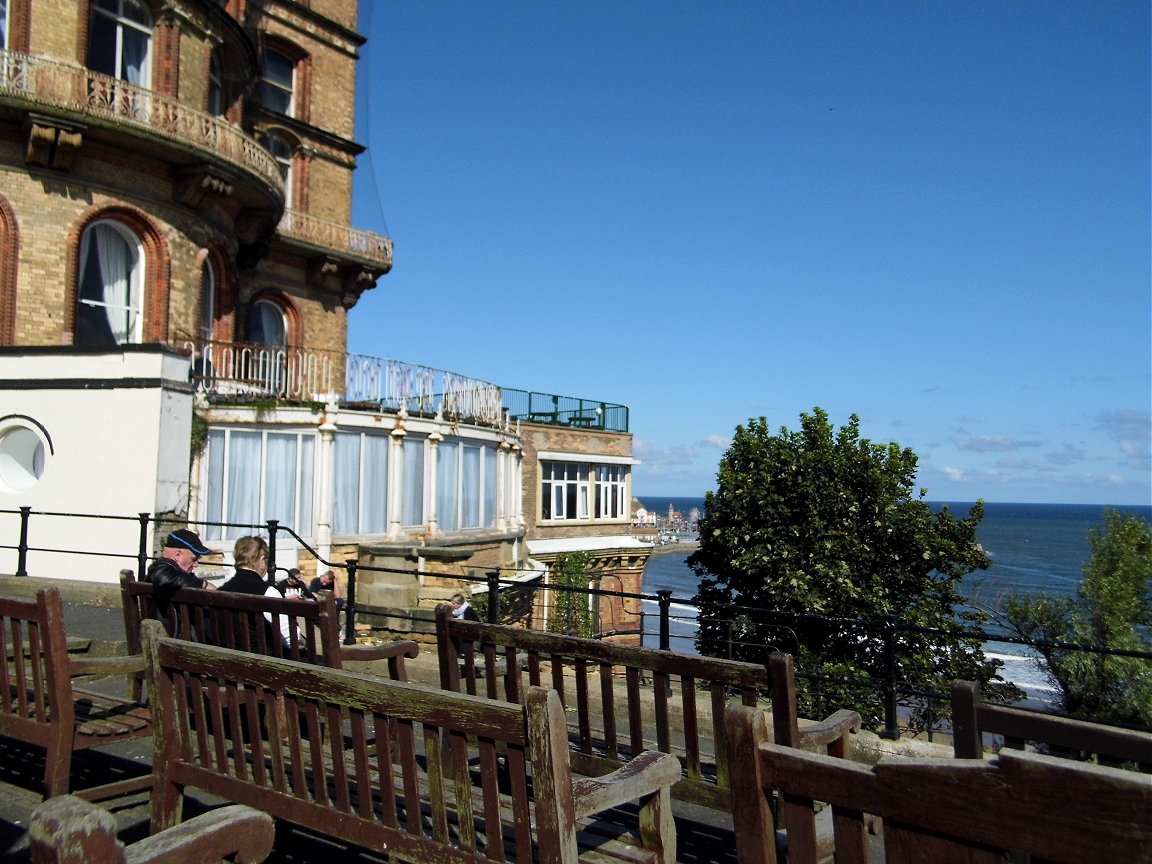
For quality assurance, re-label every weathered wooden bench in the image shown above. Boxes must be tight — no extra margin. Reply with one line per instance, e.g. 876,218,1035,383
29,794,275,864
435,606,860,812
726,700,1152,864
951,679,1152,768
142,618,681,864
121,569,419,691
0,588,153,800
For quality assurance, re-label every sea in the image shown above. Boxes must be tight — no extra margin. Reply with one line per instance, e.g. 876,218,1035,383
638,498,1152,706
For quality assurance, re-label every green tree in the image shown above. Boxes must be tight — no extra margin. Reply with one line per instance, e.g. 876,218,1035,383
689,408,1018,730
1002,510,1152,726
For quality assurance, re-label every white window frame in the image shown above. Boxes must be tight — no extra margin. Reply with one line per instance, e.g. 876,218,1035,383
539,453,634,523
438,439,498,532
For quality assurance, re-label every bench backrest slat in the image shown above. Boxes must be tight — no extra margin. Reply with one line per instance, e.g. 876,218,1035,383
437,604,774,812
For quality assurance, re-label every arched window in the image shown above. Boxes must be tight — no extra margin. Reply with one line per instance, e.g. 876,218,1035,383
207,49,224,115
89,0,152,87
76,220,144,347
249,297,286,350
199,257,216,342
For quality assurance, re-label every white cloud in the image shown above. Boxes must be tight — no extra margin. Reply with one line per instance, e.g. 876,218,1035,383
700,434,731,449
956,435,1041,453
1095,409,1151,471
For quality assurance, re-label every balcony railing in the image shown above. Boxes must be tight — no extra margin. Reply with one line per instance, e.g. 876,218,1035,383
503,388,629,433
0,49,281,191
277,209,393,270
185,341,628,432
186,339,504,426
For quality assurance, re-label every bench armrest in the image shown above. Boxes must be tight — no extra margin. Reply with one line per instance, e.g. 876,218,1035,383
67,654,146,678
797,708,860,751
338,639,420,663
571,750,682,820
336,645,423,668
123,804,275,864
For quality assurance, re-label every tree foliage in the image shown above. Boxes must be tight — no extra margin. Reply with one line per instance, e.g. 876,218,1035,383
689,408,1017,730
1001,510,1152,726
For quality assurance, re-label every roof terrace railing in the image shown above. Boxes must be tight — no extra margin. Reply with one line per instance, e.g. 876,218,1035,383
184,341,627,432
186,339,504,426
502,388,629,433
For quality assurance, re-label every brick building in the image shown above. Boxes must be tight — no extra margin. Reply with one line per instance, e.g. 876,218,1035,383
0,0,649,640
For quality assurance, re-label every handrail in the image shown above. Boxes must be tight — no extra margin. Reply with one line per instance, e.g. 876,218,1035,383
0,49,281,191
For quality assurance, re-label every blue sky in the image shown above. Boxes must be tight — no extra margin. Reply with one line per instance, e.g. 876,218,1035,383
348,2,1151,507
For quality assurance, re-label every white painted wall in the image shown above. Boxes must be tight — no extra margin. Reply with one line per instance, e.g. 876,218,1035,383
0,348,193,582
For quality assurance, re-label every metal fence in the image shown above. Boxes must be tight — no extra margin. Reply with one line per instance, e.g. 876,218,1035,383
2,505,1148,741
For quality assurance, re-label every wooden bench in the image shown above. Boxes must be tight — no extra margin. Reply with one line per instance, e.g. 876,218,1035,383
951,679,1152,768
726,701,1152,864
121,569,419,691
141,619,681,864
29,794,275,864
436,606,860,812
0,588,153,800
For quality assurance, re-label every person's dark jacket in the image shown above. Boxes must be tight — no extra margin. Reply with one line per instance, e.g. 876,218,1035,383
219,569,286,652
142,557,206,620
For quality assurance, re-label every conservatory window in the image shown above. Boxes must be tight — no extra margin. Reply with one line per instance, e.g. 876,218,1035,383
401,438,425,527
259,46,294,116
203,428,315,541
333,431,389,536
438,441,498,531
89,0,152,87
76,220,143,347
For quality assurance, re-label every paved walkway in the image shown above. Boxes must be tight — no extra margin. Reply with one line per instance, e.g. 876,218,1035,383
0,576,738,863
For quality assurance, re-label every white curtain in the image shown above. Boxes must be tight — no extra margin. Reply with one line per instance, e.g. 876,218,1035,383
122,26,147,84
483,447,497,529
401,439,424,526
92,224,133,343
437,441,458,532
226,431,261,539
462,446,480,528
298,436,315,536
263,434,296,530
361,434,388,534
333,432,361,535
204,430,225,540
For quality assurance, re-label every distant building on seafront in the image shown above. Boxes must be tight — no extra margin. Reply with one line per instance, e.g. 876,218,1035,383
0,0,647,641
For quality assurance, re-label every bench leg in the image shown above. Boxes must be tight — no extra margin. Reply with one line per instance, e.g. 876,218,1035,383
638,786,676,864
43,730,73,799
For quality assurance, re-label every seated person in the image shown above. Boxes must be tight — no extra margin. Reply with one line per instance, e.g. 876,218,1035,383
450,591,480,657
276,568,316,600
309,569,345,610
219,536,299,650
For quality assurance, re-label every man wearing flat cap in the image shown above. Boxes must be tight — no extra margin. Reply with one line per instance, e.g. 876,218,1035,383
143,528,217,617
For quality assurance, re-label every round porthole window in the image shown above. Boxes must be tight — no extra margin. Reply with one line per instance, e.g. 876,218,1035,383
0,426,47,493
